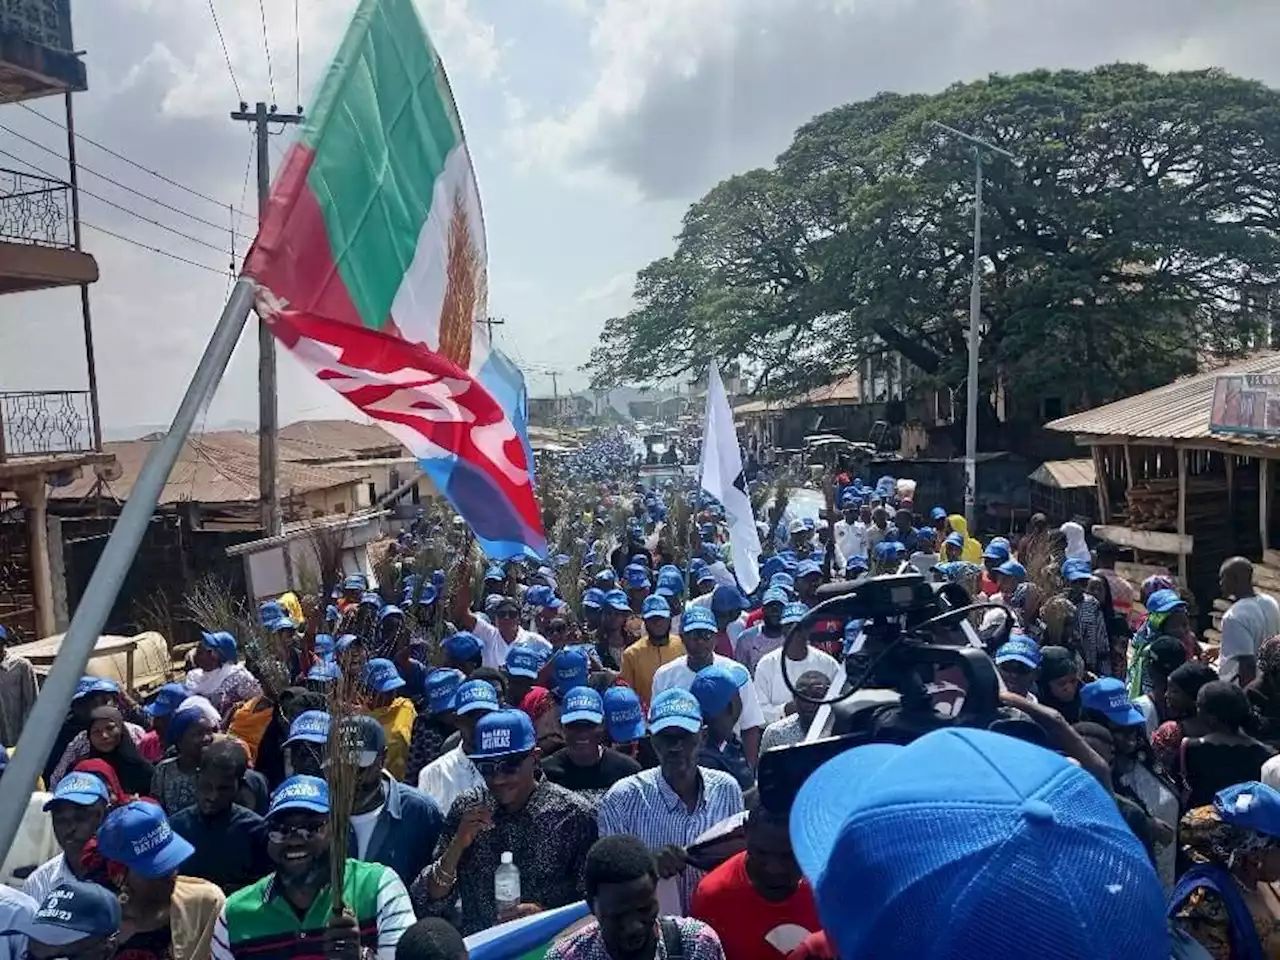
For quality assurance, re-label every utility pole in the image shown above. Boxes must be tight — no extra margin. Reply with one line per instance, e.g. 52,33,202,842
927,121,1018,530
482,315,506,340
549,371,560,429
231,101,304,536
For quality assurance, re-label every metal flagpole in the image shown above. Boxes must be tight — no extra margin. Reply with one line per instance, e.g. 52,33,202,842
0,278,258,861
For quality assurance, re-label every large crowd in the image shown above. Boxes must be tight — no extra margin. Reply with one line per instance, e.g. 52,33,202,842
2,429,1280,959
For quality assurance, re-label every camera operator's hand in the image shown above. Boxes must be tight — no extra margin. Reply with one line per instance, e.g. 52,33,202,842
999,691,1112,791
654,845,689,879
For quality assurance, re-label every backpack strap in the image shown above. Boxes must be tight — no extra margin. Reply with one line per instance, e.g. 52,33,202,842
658,917,684,960
1168,863,1265,960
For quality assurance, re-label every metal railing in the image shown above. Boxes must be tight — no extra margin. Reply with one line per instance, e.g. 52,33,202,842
0,390,96,461
0,167,73,248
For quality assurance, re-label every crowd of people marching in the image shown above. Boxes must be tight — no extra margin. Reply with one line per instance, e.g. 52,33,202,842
4,429,1280,958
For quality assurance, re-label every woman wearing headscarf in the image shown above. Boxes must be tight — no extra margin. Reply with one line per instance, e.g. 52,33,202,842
1087,573,1133,679
76,705,154,797
944,515,982,564
1128,588,1192,698
1246,635,1280,743
1007,582,1046,642
149,707,215,814
1153,662,1218,771
49,698,148,788
1037,646,1082,723
1172,781,1280,959
184,631,261,718
1133,635,1189,738
1059,521,1091,563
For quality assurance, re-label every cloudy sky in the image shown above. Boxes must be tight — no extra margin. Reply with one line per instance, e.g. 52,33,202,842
2,0,1278,435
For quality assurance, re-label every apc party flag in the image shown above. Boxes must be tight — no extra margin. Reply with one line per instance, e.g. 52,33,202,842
244,0,545,559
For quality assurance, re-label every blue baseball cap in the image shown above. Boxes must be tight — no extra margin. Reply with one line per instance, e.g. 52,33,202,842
443,631,483,663
761,587,789,607
505,645,543,680
484,565,507,582
690,663,749,717
1215,782,1280,837
1080,677,1146,727
582,587,605,610
603,687,646,743
681,606,717,634
1145,588,1186,615
378,604,405,623
623,564,651,590
982,541,1011,562
306,660,341,683
268,775,330,817
594,569,618,587
944,531,965,549
791,728,1166,960
553,648,590,696
796,559,822,579
284,710,331,746
98,801,194,878
929,506,948,522
648,689,702,735
1061,558,1093,582
761,556,785,581
874,540,903,560
342,574,367,591
603,589,631,612
769,572,795,594
21,880,122,946
995,559,1027,579
525,585,556,608
561,686,606,726
335,633,362,654
426,668,464,715
696,568,717,586
781,602,809,626
259,600,285,626
468,709,537,760
361,658,406,694
641,594,672,620
995,638,1042,669
359,591,384,609
200,631,238,663
313,634,335,657
655,572,685,598
44,772,110,810
143,682,189,719
455,679,501,716
710,584,747,614
72,677,118,702
267,616,297,634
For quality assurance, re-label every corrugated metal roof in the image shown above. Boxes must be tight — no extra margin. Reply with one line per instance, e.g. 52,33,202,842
1045,353,1280,440
1029,458,1096,489
277,420,403,458
734,374,861,416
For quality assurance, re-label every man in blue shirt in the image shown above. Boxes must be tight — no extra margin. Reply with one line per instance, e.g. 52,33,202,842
343,715,442,887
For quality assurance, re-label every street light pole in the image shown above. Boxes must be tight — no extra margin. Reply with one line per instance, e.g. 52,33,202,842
927,121,1018,530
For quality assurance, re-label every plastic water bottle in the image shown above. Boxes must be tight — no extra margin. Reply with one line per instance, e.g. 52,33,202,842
495,851,521,915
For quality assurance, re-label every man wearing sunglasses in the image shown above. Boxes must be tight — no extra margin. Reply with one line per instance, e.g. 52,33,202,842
413,709,598,935
213,776,413,960
451,566,547,669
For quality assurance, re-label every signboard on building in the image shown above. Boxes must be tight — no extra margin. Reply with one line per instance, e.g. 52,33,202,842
1210,374,1280,435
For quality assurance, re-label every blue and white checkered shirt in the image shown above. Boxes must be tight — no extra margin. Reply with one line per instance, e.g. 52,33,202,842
597,767,744,915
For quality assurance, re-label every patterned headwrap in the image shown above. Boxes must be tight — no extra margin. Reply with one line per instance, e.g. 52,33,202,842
1259,635,1280,679
1182,804,1280,868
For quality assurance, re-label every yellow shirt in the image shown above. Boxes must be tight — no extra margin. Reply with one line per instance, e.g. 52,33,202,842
620,634,686,708
369,697,417,781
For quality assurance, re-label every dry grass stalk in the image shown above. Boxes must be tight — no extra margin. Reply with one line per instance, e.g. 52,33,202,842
182,574,290,695
325,663,363,915
304,520,351,597
437,191,485,370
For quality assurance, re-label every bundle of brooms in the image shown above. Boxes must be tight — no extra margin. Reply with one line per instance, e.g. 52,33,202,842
324,655,366,913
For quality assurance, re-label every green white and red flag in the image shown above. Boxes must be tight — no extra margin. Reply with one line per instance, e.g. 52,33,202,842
244,0,544,558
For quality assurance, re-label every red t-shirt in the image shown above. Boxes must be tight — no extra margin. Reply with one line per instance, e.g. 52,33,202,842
787,931,837,959
690,852,821,959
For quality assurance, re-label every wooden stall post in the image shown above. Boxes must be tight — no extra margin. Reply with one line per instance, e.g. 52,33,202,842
1262,458,1271,557
1226,455,1236,517
1124,443,1136,491
1092,445,1111,524
1177,447,1188,583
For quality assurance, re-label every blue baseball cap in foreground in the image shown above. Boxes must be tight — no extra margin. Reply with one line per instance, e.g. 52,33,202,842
790,728,1167,960
44,772,109,810
561,686,605,725
468,709,536,759
603,686,646,742
648,689,702,735
269,775,330,817
97,801,195,879
20,880,121,946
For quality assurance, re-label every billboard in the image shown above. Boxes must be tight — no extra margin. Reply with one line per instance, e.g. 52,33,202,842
1210,374,1280,435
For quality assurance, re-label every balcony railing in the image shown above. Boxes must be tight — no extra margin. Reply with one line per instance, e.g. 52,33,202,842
0,168,73,248
0,390,95,461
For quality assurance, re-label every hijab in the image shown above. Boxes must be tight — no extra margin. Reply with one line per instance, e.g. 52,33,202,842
1037,645,1082,723
1059,522,1091,563
86,706,154,797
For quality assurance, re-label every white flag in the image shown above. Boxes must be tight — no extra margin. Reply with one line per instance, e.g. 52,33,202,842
700,361,761,593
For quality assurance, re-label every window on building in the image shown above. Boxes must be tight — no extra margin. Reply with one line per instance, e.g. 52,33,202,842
410,483,421,505
367,482,377,505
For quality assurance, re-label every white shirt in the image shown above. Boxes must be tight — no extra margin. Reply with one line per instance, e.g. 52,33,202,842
1262,754,1280,792
0,794,56,891
0,886,34,960
1220,593,1280,683
417,744,484,815
469,620,547,669
350,805,383,859
753,646,841,724
651,654,765,732
20,854,74,906
834,520,866,562
909,552,939,576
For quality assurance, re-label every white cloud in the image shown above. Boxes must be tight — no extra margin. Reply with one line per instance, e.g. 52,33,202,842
577,271,634,306
511,0,1280,200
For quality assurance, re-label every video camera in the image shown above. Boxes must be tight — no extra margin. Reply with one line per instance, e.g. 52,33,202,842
757,571,1006,813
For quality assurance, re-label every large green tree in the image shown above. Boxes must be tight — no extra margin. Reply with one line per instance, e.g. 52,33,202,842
587,65,1280,414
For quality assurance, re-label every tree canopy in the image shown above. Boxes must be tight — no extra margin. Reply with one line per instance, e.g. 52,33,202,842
587,65,1280,414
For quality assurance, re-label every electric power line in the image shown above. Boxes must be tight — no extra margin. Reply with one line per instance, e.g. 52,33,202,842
0,122,241,234
81,221,227,275
207,0,244,104
16,102,256,222
0,146,231,256
257,0,278,104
